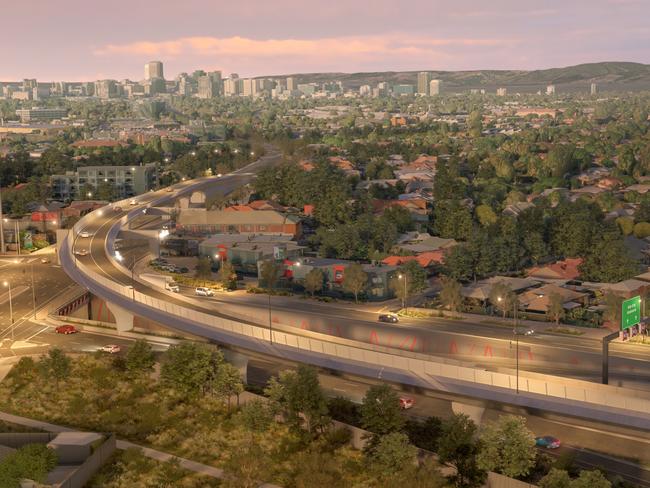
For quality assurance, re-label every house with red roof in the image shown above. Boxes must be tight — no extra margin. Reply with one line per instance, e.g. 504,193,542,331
527,258,583,281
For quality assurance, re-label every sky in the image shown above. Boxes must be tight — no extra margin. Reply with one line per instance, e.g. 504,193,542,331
2,0,649,81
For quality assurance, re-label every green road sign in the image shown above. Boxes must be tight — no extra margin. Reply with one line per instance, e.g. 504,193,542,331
621,295,641,330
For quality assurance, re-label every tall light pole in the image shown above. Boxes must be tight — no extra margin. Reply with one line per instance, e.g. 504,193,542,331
15,220,20,255
0,188,5,254
398,273,408,312
498,295,519,394
3,281,14,341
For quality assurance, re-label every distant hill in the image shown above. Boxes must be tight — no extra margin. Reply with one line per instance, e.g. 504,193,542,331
267,62,650,93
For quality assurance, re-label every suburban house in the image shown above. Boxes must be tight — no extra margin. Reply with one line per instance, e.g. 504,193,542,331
223,200,286,212
328,156,362,178
395,234,457,254
600,279,650,299
502,201,535,218
176,209,303,238
274,257,399,300
381,251,445,269
462,276,540,302
518,283,590,314
371,198,429,223
527,258,583,281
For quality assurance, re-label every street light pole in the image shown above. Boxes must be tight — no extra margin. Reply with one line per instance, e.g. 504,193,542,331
3,281,14,341
268,292,273,345
30,262,36,319
0,188,5,254
514,301,519,394
131,255,136,301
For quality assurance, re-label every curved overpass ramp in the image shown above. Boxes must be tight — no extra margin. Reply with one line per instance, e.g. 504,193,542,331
59,153,650,432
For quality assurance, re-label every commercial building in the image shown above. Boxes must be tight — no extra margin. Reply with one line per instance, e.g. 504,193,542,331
144,61,164,80
392,84,415,96
429,79,441,96
197,71,222,98
496,87,508,96
286,77,295,92
15,107,68,123
590,83,598,95
546,84,556,95
50,163,157,200
177,209,302,238
417,72,431,95
95,80,117,99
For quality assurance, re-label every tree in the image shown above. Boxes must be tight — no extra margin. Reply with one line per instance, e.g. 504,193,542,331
616,216,634,236
438,414,485,488
293,450,345,488
161,342,222,397
265,365,329,434
0,444,58,487
439,276,463,317
579,235,638,283
260,259,281,290
404,416,443,452
444,244,476,282
304,268,324,296
194,256,212,284
547,292,565,325
602,291,623,326
342,263,368,303
360,384,404,447
539,468,571,488
634,222,650,238
125,339,155,376
477,415,537,478
489,282,517,319
222,441,271,488
370,432,418,480
570,470,611,488
219,261,238,291
475,204,498,227
391,260,427,309
239,399,274,433
40,348,71,385
213,362,244,410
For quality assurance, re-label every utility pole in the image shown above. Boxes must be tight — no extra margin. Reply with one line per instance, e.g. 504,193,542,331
268,292,273,345
0,186,5,254
30,262,36,319
514,302,519,394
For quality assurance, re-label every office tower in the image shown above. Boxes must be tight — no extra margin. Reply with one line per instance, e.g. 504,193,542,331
223,78,240,96
417,71,431,95
590,83,597,95
178,75,192,96
546,84,555,95
144,61,164,80
496,87,507,96
359,85,371,96
286,77,295,92
22,79,37,91
197,71,222,98
230,73,239,80
429,79,441,96
95,79,117,99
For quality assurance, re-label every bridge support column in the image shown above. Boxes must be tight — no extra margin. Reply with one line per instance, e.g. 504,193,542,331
222,349,249,384
451,402,485,426
149,239,160,257
106,302,134,332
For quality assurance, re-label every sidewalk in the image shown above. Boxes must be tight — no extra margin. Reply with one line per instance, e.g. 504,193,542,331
0,410,280,488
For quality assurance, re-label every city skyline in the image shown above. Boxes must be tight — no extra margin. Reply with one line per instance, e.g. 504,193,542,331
2,0,649,81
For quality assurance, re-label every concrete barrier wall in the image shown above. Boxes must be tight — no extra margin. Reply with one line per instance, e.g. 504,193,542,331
55,434,116,488
0,432,56,447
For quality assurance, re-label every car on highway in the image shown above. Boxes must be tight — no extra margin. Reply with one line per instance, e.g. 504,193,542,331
113,206,122,212
399,397,414,409
99,344,121,354
166,283,180,293
165,187,174,192
378,313,399,323
535,436,561,449
74,249,89,256
40,257,51,264
195,287,214,297
514,327,535,336
78,231,92,238
129,198,138,205
55,325,78,334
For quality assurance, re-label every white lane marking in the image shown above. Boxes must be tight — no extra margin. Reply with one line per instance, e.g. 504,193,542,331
24,326,50,342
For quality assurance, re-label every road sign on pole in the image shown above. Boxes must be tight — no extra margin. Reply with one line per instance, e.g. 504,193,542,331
621,295,641,330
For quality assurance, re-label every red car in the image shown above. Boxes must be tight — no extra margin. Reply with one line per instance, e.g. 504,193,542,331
399,397,414,410
55,325,78,335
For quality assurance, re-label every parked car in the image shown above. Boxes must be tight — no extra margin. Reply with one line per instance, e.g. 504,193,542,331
535,436,561,449
399,397,414,410
195,287,214,297
99,344,121,354
166,283,180,293
378,313,399,323
78,230,92,238
178,267,189,274
40,257,51,264
74,249,89,256
55,325,78,334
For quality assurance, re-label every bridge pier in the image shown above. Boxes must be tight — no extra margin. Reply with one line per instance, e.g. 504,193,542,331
451,401,485,426
106,302,134,332
222,349,249,384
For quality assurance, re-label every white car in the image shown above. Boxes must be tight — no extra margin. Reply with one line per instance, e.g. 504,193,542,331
129,198,138,205
165,187,174,192
79,231,92,238
99,344,121,354
166,283,180,293
74,249,89,256
195,287,214,297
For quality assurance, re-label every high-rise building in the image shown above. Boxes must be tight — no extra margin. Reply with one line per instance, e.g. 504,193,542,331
429,79,441,96
230,73,239,80
223,78,240,96
546,84,556,95
417,72,431,95
197,71,222,98
590,83,597,95
286,77,295,92
496,87,507,96
144,61,164,80
22,79,37,91
95,80,117,99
